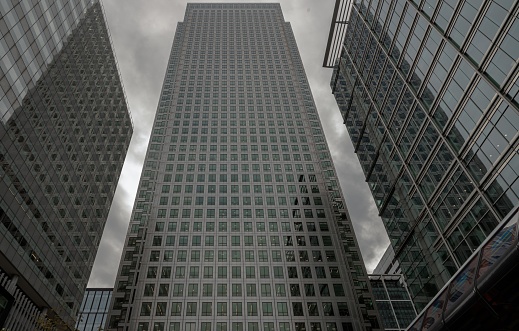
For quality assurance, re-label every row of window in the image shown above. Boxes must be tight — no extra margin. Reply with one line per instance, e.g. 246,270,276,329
143,249,338,263
155,208,327,219
157,181,320,192
140,300,350,318
158,196,324,206
141,283,347,298
130,219,337,234
143,266,342,280
137,321,348,331
149,221,330,232
146,235,335,249
152,153,313,162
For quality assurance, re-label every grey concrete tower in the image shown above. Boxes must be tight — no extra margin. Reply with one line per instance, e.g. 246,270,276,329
0,0,133,329
108,3,380,331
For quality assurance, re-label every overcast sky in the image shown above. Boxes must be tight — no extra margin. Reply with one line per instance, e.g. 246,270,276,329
87,0,390,288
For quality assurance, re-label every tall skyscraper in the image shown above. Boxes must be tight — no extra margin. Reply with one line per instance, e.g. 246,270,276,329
326,0,518,311
108,3,380,331
0,1,132,329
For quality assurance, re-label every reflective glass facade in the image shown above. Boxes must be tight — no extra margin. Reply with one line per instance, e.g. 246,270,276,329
108,3,380,331
0,0,132,329
76,288,112,331
331,0,519,311
369,275,416,330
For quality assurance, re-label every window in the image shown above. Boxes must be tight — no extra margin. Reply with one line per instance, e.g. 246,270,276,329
292,302,304,316
187,284,198,296
217,302,227,316
247,302,258,316
186,302,197,316
308,302,319,316
246,266,255,278
319,284,330,296
144,284,154,296
175,266,185,278
172,284,183,296
232,284,242,296
257,266,269,279
171,302,182,316
140,302,151,316
275,284,286,297
246,284,257,297
338,302,350,316
323,302,334,316
202,302,212,316
161,267,171,279
202,284,213,296
204,266,213,278
155,302,166,316
158,284,169,296
262,302,273,316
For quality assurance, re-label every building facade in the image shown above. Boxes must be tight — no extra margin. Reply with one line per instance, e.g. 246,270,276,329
76,288,112,331
369,275,416,331
328,0,518,311
372,245,400,275
108,3,380,331
0,0,132,329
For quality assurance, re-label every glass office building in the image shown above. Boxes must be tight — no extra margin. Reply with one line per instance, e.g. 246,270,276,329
369,275,416,331
76,288,112,331
108,3,380,331
328,0,518,311
0,1,132,329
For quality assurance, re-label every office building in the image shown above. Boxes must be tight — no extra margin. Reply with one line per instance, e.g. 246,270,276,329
76,288,112,331
372,245,400,275
0,1,133,329
108,3,380,331
407,206,518,331
369,275,416,331
326,0,518,311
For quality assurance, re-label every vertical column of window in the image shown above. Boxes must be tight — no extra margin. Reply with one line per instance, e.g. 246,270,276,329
485,153,518,218
389,89,413,145
421,0,439,19
365,0,380,27
446,77,495,153
411,27,441,100
402,15,427,79
381,0,404,52
392,3,416,64
486,16,519,89
373,0,392,38
434,0,458,33
421,40,456,109
466,0,514,66
448,0,484,48
464,99,518,180
432,57,474,131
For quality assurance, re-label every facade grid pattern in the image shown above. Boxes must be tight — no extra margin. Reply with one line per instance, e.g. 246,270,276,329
108,3,381,331
76,288,112,331
331,0,519,311
368,275,416,330
0,0,133,329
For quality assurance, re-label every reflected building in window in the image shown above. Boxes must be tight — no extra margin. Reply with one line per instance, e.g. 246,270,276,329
0,1,132,329
107,3,381,331
76,288,112,331
325,0,519,312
